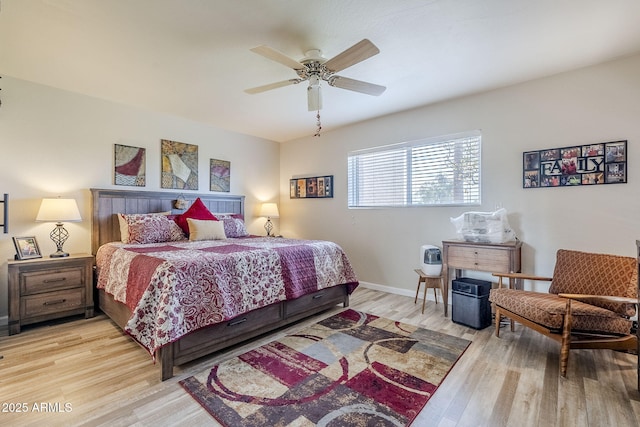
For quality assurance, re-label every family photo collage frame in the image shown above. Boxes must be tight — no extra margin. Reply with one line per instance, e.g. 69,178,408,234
523,140,627,188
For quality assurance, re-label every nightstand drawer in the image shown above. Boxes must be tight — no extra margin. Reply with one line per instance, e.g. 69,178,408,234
21,289,85,318
21,267,84,295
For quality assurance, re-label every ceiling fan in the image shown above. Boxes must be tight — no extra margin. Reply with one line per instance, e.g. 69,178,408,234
245,39,386,112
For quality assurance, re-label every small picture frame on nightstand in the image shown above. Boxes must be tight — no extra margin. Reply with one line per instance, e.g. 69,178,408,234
13,236,42,260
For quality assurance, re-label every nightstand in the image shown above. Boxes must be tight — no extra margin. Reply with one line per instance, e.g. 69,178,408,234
7,253,94,335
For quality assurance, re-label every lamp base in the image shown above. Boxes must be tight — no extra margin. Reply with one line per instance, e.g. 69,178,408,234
264,218,274,237
50,250,70,258
50,223,70,258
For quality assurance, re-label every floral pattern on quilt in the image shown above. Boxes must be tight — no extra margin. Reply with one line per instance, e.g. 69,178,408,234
96,237,358,356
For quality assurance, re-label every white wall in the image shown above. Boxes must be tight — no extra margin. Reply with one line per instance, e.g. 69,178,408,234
0,77,280,320
2,53,638,320
280,53,640,297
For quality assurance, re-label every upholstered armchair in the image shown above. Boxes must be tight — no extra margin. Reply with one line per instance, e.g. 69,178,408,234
489,249,637,382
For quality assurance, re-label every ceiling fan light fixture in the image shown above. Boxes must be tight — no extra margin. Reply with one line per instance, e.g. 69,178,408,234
308,74,320,88
302,49,324,63
307,81,322,111
246,39,385,135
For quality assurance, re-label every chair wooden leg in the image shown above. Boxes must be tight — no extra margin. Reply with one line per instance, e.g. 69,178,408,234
560,299,573,378
495,308,502,337
414,278,421,304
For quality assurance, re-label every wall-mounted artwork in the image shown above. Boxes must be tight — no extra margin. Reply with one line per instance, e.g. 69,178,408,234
523,140,627,188
114,144,146,186
161,139,198,190
210,159,230,192
290,175,333,198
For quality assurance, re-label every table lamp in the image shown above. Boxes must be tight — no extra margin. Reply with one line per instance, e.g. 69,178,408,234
36,198,82,257
259,202,279,237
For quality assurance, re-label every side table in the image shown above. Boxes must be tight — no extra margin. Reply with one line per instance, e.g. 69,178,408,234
414,269,443,314
7,253,94,335
441,239,522,317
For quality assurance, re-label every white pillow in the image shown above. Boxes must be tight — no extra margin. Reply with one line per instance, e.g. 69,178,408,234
187,218,227,241
117,213,130,243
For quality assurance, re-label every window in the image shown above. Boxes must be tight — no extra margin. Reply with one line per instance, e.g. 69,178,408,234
347,131,481,207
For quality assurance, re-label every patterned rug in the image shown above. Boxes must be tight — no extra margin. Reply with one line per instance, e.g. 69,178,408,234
180,309,471,426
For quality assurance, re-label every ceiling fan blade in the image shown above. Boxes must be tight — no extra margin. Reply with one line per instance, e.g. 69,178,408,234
329,76,386,96
250,45,304,70
245,79,301,94
323,39,380,73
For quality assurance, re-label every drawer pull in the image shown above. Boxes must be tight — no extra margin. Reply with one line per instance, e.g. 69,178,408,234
44,277,67,284
227,317,247,327
312,293,325,300
44,299,67,306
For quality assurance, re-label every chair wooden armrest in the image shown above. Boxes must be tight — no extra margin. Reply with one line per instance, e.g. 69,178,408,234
492,272,553,282
557,293,638,305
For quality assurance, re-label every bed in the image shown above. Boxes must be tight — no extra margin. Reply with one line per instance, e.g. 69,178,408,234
91,188,358,380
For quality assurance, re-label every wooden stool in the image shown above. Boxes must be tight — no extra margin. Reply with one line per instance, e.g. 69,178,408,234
414,268,443,314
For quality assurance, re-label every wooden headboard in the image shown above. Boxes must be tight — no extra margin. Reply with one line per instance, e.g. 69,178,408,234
91,188,245,255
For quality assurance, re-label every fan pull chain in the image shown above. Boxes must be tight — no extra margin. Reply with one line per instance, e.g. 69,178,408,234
314,110,322,137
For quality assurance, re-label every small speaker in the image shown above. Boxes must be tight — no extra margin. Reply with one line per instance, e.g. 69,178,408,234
451,277,492,329
452,277,491,296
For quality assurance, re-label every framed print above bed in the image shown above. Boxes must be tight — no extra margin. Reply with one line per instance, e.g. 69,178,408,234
523,140,627,188
210,159,230,192
161,139,199,190
114,144,146,186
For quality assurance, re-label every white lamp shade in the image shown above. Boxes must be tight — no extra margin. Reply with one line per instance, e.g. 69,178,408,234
259,202,279,218
36,198,82,222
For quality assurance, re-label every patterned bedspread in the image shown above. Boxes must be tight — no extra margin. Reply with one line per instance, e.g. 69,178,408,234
95,237,359,355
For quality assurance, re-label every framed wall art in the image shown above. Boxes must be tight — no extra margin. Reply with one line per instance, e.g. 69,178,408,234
290,175,333,199
13,236,42,260
523,140,627,188
161,139,198,190
114,144,146,186
210,158,230,192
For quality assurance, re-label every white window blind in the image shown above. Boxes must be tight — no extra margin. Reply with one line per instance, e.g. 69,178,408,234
348,131,481,207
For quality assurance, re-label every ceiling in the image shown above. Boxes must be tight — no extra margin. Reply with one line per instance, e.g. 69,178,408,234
2,0,640,142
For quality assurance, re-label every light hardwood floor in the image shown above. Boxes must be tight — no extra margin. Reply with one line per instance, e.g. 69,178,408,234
1,287,638,426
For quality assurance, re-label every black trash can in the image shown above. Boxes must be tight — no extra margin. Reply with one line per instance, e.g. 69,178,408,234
451,277,492,329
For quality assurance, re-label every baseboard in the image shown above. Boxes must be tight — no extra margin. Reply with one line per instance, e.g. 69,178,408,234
357,281,447,303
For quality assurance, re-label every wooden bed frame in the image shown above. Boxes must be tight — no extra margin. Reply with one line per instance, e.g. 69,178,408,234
91,188,350,380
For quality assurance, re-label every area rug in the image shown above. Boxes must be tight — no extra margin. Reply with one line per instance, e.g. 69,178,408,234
180,309,471,426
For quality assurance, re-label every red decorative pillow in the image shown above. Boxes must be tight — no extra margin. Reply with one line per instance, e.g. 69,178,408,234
175,198,217,235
